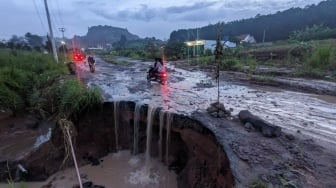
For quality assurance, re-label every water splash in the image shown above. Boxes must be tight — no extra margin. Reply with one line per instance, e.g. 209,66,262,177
165,112,173,165
158,110,165,161
145,106,156,167
133,102,142,155
114,101,120,150
34,128,52,148
127,167,159,185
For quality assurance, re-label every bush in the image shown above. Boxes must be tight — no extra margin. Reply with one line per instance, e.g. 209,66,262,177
221,57,239,70
54,79,102,118
0,50,62,116
0,49,102,118
309,45,333,69
288,44,312,61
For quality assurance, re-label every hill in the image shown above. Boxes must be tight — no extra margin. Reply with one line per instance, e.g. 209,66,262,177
72,25,139,47
169,0,336,42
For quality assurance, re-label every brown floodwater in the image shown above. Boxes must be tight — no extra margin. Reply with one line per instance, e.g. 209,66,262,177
0,150,177,188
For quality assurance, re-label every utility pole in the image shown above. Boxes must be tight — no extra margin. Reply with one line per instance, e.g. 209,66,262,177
59,27,66,59
44,0,58,63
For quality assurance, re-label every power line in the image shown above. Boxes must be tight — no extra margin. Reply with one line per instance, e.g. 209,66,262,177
49,0,62,27
55,0,64,26
43,0,58,63
33,0,47,33
46,0,61,33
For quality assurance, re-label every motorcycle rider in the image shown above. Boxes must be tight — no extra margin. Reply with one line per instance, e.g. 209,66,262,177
87,55,96,72
154,57,164,75
147,57,167,84
88,55,95,65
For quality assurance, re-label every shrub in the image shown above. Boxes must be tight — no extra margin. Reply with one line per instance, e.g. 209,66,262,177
54,79,102,118
288,44,312,61
309,45,332,69
0,49,102,118
221,57,239,70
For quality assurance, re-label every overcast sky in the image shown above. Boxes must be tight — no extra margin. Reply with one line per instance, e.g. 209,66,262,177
0,0,323,40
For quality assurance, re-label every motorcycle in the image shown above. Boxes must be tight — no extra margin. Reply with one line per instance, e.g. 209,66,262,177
89,61,95,73
147,67,167,85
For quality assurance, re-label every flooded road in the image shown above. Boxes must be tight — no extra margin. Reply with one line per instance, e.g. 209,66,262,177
78,57,336,145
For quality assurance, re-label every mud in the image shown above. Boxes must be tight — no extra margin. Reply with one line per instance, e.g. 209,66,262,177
78,57,336,145
1,101,335,187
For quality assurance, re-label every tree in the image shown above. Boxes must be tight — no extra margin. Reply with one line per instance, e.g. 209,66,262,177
25,32,43,49
289,24,336,41
169,0,336,42
165,40,186,60
8,35,22,49
0,40,6,48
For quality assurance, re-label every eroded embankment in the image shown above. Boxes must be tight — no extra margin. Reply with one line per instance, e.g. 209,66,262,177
0,101,234,188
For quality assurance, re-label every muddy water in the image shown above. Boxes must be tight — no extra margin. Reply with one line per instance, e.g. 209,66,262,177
79,57,336,144
0,151,177,188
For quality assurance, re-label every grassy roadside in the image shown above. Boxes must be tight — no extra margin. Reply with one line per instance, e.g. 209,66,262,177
0,49,103,119
175,39,336,81
99,54,134,66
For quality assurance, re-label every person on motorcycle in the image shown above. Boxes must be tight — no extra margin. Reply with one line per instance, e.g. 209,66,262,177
154,57,164,75
87,55,96,72
88,55,95,65
147,57,167,84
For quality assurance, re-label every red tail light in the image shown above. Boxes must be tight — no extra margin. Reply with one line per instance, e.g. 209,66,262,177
162,73,167,77
73,53,84,61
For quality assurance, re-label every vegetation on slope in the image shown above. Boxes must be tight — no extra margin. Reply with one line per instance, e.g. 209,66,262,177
0,49,102,118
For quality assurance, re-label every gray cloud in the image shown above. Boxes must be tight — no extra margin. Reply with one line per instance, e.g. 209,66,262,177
223,0,319,11
165,1,217,14
1,0,324,40
73,0,95,6
91,4,158,22
90,1,219,22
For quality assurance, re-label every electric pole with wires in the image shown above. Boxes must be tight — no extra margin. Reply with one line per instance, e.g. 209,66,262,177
44,0,58,63
59,27,67,60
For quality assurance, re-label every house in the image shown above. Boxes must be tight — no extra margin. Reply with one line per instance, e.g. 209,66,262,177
204,40,236,52
236,34,256,43
184,40,237,56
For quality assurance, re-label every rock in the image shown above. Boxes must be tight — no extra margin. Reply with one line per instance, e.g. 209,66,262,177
80,173,88,180
206,106,217,113
225,110,231,116
238,110,281,137
244,122,255,132
87,156,100,166
82,181,93,188
93,185,105,188
216,111,226,118
211,102,226,111
285,134,295,141
207,102,231,118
